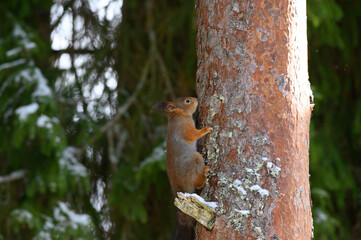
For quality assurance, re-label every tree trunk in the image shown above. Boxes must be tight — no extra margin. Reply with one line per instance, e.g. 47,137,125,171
195,0,313,239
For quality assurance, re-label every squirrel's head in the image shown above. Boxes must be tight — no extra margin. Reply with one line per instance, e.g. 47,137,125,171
152,97,198,117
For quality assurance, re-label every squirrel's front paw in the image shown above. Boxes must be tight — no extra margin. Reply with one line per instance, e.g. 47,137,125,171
204,126,213,133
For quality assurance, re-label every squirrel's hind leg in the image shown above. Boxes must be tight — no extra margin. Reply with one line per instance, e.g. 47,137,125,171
195,166,209,189
192,152,210,189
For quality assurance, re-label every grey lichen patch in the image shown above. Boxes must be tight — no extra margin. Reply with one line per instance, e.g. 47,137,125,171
244,95,252,115
256,27,270,42
234,44,247,59
237,104,245,113
206,148,218,165
208,93,223,120
237,143,243,156
227,208,251,231
215,173,235,215
232,19,249,31
270,83,274,91
207,28,221,48
250,60,258,74
204,122,220,168
206,133,220,165
256,209,264,217
228,1,254,32
268,8,281,25
208,93,225,122
251,223,265,240
219,129,231,141
245,167,261,180
227,211,246,231
213,70,219,79
253,158,265,173
252,134,270,146
232,2,240,13
225,87,245,115
293,186,304,206
236,120,246,130
275,74,289,96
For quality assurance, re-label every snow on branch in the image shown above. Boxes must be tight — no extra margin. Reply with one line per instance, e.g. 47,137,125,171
15,103,39,120
60,147,88,177
174,192,217,230
0,170,27,184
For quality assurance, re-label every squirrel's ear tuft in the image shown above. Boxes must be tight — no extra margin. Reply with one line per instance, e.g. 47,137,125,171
152,101,168,112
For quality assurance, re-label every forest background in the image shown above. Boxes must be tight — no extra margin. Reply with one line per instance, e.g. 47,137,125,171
0,0,360,239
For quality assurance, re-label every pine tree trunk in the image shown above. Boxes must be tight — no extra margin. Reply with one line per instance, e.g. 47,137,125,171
195,0,313,239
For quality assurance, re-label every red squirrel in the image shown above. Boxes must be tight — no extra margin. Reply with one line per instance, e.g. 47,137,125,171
153,97,211,240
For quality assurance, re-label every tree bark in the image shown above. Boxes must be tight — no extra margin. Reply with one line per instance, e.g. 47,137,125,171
196,0,313,239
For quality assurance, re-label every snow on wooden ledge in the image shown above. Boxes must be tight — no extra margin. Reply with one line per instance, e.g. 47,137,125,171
174,192,217,230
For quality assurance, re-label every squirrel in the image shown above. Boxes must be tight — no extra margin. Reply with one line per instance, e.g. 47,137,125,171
153,97,212,240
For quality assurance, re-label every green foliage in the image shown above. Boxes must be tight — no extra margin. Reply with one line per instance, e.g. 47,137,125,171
0,1,91,239
308,0,361,239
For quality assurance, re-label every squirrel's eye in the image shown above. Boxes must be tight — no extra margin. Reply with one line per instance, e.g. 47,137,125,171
185,99,190,104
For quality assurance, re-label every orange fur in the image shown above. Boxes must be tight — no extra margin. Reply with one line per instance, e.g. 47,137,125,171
183,125,212,143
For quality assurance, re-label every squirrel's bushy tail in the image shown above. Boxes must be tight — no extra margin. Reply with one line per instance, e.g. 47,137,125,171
172,210,196,240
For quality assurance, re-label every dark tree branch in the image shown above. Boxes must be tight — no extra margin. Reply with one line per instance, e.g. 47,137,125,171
52,48,96,55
